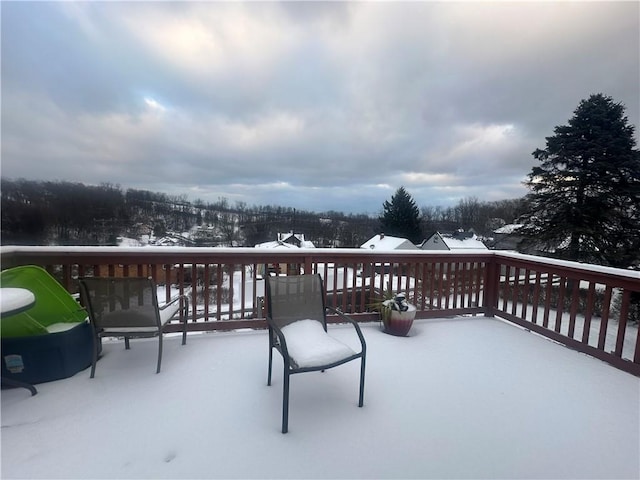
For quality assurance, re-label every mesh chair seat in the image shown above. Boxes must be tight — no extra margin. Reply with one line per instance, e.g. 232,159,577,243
100,301,181,331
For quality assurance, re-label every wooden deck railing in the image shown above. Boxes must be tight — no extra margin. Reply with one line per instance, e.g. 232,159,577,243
2,246,639,376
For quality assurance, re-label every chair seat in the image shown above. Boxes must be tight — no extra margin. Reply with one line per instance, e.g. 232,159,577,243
99,301,181,333
159,301,182,324
281,319,356,369
102,326,160,334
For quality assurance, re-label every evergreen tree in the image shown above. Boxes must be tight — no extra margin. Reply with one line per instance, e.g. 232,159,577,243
379,186,423,243
520,93,640,267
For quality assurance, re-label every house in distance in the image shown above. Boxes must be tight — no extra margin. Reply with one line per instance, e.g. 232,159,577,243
360,233,419,251
420,231,487,251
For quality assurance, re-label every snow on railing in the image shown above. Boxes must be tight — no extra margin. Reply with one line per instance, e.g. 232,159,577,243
489,253,639,375
1,246,638,375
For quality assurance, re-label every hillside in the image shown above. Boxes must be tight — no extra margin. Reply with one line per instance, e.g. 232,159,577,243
0,179,378,247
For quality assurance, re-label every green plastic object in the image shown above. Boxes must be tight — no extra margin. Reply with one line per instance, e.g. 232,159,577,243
1,265,88,338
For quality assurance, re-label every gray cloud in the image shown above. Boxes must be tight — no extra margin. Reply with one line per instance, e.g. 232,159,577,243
2,1,638,214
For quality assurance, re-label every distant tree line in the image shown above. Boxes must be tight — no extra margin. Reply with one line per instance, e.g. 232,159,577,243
378,186,528,244
0,178,525,247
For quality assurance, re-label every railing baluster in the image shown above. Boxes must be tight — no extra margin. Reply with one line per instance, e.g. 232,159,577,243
568,279,580,339
555,277,567,333
215,264,223,320
341,263,348,313
501,265,510,312
252,263,258,317
511,267,520,316
473,261,482,310
597,286,613,350
582,283,596,344
463,262,471,308
614,289,631,358
418,262,426,310
240,264,246,319
435,262,443,309
2,247,637,375
531,271,541,324
452,262,459,309
203,263,211,322
542,274,553,328
350,262,358,312
520,268,531,319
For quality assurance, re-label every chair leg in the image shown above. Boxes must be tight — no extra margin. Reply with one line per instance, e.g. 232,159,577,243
156,335,163,374
282,367,290,434
1,376,37,396
89,330,102,378
181,300,188,346
267,346,273,386
125,337,130,350
90,335,99,379
358,356,366,407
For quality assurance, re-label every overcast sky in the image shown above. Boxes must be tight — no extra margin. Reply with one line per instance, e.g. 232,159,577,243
2,1,638,215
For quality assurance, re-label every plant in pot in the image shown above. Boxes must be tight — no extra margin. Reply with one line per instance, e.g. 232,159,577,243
369,284,417,336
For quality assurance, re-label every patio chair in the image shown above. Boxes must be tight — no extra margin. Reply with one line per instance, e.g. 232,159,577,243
79,277,189,378
266,274,366,433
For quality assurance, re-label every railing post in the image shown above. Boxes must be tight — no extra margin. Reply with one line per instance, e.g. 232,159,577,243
483,256,500,317
303,256,313,275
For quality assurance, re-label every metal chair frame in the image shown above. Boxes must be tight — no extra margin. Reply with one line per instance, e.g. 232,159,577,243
79,277,188,377
266,274,366,433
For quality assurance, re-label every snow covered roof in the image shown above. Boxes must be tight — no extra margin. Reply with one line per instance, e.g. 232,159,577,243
256,233,315,249
421,232,487,250
360,234,418,251
494,223,524,234
280,232,315,248
254,240,298,249
441,235,487,250
116,236,143,247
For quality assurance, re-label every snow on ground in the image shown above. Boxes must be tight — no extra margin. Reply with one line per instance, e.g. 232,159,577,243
500,299,639,361
2,317,638,479
175,267,638,361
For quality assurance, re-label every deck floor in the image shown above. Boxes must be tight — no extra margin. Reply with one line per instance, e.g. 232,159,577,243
2,317,639,479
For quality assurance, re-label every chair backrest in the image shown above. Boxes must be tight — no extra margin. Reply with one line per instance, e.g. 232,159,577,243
79,277,161,329
265,274,327,330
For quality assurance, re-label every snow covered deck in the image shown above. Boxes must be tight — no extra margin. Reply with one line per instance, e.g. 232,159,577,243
2,317,638,479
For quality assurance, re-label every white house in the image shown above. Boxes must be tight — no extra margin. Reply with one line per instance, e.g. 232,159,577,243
489,224,524,251
360,233,419,251
255,232,315,276
254,232,315,250
420,231,487,251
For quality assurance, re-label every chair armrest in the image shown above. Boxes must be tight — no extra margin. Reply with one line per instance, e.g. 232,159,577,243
158,293,188,310
266,317,292,361
158,294,189,325
325,306,367,354
158,286,192,310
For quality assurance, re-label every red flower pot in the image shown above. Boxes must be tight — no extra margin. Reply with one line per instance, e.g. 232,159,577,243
382,305,416,336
